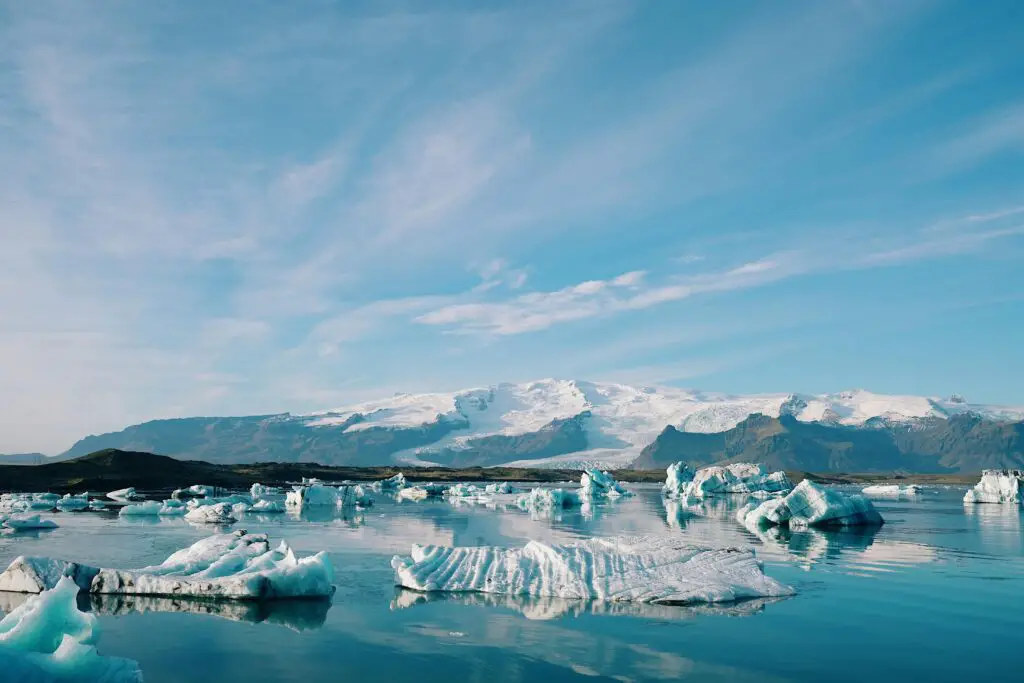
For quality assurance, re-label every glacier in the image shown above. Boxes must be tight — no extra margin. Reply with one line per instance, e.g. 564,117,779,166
737,480,884,530
963,470,1022,504
0,576,143,683
391,536,793,604
0,531,335,600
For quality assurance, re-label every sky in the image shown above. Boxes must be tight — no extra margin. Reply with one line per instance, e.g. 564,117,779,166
1,0,1023,454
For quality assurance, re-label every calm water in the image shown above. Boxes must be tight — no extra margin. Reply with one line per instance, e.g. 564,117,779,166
2,485,1022,683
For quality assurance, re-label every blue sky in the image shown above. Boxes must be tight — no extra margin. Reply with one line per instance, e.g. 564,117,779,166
2,0,1023,453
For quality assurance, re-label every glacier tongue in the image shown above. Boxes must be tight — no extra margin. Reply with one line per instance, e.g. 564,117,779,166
391,536,794,604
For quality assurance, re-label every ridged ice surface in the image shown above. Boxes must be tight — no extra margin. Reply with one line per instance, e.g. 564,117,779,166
684,464,793,499
963,471,1022,504
0,531,335,600
391,536,793,604
737,480,884,529
0,576,142,682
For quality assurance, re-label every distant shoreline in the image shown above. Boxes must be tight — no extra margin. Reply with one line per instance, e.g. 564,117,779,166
0,448,981,494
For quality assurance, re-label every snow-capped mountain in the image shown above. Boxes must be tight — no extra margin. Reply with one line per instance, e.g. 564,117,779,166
59,379,1024,470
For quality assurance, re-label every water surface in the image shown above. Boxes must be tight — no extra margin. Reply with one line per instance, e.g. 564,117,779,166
1,485,1021,682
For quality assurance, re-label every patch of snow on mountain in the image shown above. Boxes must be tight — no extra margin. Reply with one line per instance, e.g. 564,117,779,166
304,392,461,430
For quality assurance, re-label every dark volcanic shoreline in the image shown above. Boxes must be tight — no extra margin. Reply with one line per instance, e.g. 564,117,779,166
0,449,981,494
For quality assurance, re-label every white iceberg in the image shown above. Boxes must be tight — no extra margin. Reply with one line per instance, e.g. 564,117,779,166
515,487,582,511
862,484,922,496
737,480,884,530
118,500,186,517
172,484,222,499
662,462,695,499
0,576,143,683
396,483,448,502
0,531,335,600
250,499,285,513
392,536,793,604
285,483,374,509
963,470,1022,504
184,502,237,525
3,515,59,531
579,469,632,498
684,464,793,499
106,488,136,502
250,483,279,499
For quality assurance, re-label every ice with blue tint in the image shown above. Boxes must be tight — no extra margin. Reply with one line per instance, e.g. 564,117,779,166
579,470,632,498
3,515,59,532
105,488,136,502
963,470,1022,504
250,499,285,513
484,482,522,494
737,480,884,529
684,464,793,499
396,483,448,502
662,462,696,499
0,576,142,682
0,531,335,600
367,473,407,492
250,483,280,499
118,500,186,517
286,484,374,509
392,536,793,604
515,487,582,511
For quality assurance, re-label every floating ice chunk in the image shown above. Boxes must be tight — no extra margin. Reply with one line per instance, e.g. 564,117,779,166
250,483,279,500
963,470,1022,504
444,484,481,498
285,483,373,508
55,495,89,512
88,502,106,511
862,484,921,496
738,480,883,529
3,515,59,531
396,483,448,502
515,487,582,511
684,464,793,499
0,576,143,683
392,536,793,604
0,531,335,600
579,470,632,498
172,484,220,499
117,501,161,517
662,462,696,499
378,473,407,491
106,488,136,502
340,485,374,508
250,499,285,513
484,482,522,495
184,503,237,525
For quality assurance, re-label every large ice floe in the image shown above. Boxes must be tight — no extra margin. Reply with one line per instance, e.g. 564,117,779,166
286,483,374,509
963,470,1022,504
392,536,793,604
0,576,143,683
862,484,922,497
0,530,335,600
737,480,884,530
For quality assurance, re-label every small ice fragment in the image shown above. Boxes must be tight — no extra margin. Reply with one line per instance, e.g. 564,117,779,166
106,488,136,502
184,503,237,525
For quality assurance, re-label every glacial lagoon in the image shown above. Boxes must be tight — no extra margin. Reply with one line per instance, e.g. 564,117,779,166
1,484,1022,682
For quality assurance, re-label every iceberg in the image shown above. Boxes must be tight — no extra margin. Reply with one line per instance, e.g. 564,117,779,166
184,502,237,525
862,484,922,496
250,483,279,499
683,463,793,499
285,483,374,508
0,531,335,600
172,484,222,499
515,487,582,511
371,473,407,492
55,495,89,512
662,462,695,499
396,483,448,502
3,515,59,531
963,470,1022,504
251,499,285,513
0,576,143,683
117,500,185,517
737,480,884,530
484,482,522,495
106,488,136,502
579,469,632,498
392,536,793,604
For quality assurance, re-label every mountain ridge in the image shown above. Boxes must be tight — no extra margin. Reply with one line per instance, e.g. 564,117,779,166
50,379,1024,471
